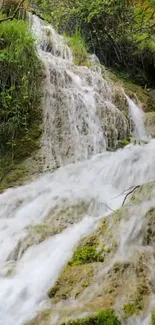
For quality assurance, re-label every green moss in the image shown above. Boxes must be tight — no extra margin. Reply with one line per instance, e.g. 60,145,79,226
28,224,55,241
99,219,108,234
48,264,94,302
128,283,150,314
0,165,28,192
0,125,42,191
147,90,155,112
151,308,155,325
62,309,121,325
144,206,155,245
123,303,137,318
116,139,130,149
68,245,104,267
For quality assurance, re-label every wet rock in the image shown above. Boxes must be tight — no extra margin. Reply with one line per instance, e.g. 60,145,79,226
144,112,155,138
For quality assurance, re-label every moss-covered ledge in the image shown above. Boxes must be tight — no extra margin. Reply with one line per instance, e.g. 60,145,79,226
61,309,121,325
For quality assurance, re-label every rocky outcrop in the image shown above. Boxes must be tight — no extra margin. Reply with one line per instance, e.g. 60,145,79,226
24,182,155,325
145,112,155,138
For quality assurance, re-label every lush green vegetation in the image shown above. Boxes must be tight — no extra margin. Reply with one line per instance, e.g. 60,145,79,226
33,0,155,86
68,29,89,66
0,19,42,155
62,309,121,325
68,245,103,266
0,18,43,184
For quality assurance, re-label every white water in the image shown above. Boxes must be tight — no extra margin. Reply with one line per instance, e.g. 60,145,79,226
1,140,155,324
0,15,154,325
126,96,147,141
31,15,134,170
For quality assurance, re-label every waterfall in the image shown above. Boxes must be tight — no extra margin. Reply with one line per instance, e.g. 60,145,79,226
0,14,155,325
1,139,155,325
31,15,132,170
126,95,148,141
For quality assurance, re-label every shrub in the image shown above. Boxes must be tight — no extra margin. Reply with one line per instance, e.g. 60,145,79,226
68,29,88,66
0,19,43,157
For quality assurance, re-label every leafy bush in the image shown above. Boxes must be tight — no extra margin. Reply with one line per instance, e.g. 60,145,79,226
33,0,155,86
0,19,43,156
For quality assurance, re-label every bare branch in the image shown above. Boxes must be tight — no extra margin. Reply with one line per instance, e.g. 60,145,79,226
122,185,140,206
0,0,25,24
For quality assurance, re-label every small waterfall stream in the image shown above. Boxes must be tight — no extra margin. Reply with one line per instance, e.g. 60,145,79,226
0,15,154,325
126,96,148,141
31,15,135,170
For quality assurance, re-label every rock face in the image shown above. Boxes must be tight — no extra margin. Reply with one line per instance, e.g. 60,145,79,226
145,112,155,138
24,182,155,325
146,90,155,112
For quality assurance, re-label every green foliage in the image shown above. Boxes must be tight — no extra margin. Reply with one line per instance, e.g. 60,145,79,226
123,303,137,318
33,0,155,86
68,245,103,266
68,29,89,66
62,309,121,324
0,19,42,158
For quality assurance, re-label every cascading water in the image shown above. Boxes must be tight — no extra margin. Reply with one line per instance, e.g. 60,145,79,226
1,140,155,325
0,14,155,325
126,95,148,141
31,15,133,170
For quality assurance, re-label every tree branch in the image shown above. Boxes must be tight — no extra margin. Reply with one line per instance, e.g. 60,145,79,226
0,0,25,24
122,185,140,206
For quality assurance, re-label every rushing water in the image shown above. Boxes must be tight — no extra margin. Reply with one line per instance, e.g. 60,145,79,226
1,140,155,325
0,15,154,325
31,15,134,170
126,95,148,141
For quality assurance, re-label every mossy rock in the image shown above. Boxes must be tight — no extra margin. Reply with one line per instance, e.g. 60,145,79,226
144,207,155,245
151,308,155,325
146,90,155,112
130,183,155,205
123,303,137,318
144,112,155,138
14,125,42,160
68,245,104,267
0,165,28,192
61,309,121,325
24,308,52,325
116,139,130,149
48,264,94,302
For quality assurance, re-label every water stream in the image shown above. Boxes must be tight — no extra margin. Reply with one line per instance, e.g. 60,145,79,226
0,15,154,325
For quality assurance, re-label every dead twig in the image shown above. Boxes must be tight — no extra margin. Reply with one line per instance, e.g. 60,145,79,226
0,0,25,24
122,185,140,206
